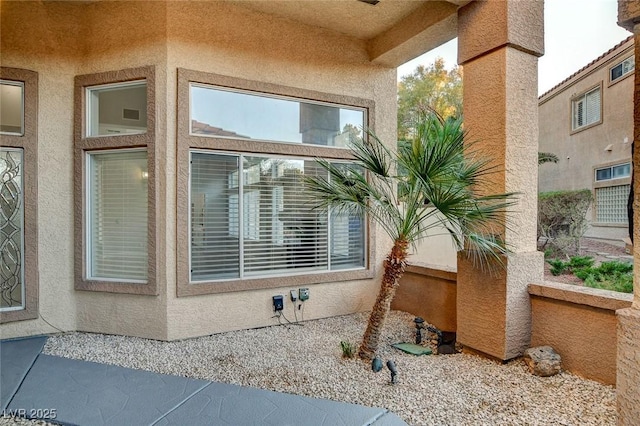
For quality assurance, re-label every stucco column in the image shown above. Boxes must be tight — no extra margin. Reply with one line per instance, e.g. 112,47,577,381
616,2,640,424
455,0,544,360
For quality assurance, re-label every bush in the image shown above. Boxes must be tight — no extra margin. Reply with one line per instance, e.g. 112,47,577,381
546,255,595,276
538,190,592,257
576,260,633,293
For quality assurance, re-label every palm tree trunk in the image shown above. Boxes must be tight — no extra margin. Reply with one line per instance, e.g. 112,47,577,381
358,238,409,360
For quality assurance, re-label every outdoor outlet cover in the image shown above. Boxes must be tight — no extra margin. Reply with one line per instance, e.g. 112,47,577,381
299,288,310,301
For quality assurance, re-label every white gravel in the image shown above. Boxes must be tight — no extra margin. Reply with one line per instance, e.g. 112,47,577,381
31,311,616,425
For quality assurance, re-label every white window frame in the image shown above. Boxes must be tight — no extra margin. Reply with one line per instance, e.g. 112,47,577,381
571,86,601,131
0,80,25,136
85,147,148,284
594,162,631,182
188,150,367,283
85,80,147,138
610,55,635,84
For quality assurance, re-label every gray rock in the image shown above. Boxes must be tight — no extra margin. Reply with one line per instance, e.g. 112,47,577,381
524,346,562,377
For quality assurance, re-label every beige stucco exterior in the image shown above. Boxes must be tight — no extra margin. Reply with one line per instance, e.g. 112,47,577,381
538,37,634,242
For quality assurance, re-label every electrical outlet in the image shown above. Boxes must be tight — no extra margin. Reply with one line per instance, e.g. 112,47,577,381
299,288,310,301
290,290,297,302
272,295,284,311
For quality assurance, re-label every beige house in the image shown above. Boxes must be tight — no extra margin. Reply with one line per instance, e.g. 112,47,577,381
539,36,634,242
1,0,639,422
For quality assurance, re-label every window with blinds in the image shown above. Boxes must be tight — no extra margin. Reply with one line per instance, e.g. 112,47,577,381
189,152,365,282
87,150,148,282
572,87,601,131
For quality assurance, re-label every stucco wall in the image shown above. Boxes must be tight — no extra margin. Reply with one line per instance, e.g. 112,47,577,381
0,2,82,338
164,1,396,340
529,282,632,385
538,38,634,240
393,265,457,332
0,1,441,341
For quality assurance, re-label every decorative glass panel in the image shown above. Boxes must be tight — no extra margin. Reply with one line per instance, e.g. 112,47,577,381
87,81,147,137
0,81,24,135
1,148,24,310
88,150,148,281
190,84,365,147
596,184,630,223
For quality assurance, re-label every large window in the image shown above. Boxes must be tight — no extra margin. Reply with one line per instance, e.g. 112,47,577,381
87,150,148,282
1,68,38,323
610,56,634,83
190,152,364,282
177,69,374,296
594,162,631,224
74,66,157,295
190,84,365,147
572,86,601,131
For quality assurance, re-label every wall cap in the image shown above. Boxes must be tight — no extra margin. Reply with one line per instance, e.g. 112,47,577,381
405,263,457,281
529,281,633,311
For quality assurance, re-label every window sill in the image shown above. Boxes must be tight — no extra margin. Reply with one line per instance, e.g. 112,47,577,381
178,268,375,297
75,279,158,295
591,222,628,228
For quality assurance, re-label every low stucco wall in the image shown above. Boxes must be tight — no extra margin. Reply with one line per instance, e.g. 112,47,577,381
529,281,633,385
393,264,457,332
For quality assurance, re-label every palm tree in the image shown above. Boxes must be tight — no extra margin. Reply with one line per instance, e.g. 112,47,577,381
305,114,515,360
538,152,559,165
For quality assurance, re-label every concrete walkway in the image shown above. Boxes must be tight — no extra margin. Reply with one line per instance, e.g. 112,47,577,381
0,336,407,426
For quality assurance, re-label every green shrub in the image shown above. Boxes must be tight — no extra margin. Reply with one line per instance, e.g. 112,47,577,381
538,190,592,257
547,259,568,276
576,261,633,294
568,255,595,270
340,340,356,358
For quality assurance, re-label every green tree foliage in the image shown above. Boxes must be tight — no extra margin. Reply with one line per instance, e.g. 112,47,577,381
397,58,462,140
538,190,593,256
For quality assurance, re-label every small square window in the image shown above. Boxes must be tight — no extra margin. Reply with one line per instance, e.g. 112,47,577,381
610,56,634,83
87,81,147,137
0,80,24,135
596,168,611,181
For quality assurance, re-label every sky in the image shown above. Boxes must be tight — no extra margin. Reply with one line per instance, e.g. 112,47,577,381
397,0,633,96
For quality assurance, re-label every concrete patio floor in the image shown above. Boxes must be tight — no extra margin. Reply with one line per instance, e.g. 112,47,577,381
0,336,406,426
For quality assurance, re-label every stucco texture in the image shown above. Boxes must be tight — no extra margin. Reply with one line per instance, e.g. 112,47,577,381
164,1,396,340
0,0,399,341
529,282,632,385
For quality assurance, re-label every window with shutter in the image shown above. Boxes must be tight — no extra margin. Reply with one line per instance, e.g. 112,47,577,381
571,86,601,131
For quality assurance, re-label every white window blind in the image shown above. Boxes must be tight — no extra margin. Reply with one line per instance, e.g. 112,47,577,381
190,152,365,282
88,150,148,281
572,88,600,130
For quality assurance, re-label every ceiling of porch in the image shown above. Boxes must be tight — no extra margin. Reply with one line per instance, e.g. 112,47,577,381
225,0,470,67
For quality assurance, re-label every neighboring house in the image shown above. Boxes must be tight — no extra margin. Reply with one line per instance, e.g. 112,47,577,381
538,36,635,243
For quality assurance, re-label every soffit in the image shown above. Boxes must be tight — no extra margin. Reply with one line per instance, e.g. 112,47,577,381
224,0,469,41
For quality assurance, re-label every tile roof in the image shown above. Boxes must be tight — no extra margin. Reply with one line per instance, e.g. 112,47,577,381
539,35,634,99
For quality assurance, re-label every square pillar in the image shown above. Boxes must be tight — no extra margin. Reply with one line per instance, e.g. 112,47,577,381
616,2,640,424
456,0,544,360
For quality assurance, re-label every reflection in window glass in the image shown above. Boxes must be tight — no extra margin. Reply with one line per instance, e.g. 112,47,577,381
190,84,365,147
0,81,24,135
189,151,365,282
596,163,631,182
87,81,147,137
613,163,631,179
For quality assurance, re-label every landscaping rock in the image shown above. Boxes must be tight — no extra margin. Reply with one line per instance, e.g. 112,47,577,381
524,346,562,377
